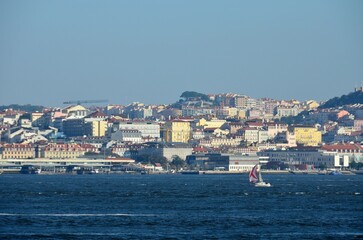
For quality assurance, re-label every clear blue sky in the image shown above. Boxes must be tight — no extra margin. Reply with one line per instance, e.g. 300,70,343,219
1,0,362,107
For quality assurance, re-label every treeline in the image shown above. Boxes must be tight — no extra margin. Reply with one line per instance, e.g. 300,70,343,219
180,91,210,101
319,91,363,109
0,104,44,112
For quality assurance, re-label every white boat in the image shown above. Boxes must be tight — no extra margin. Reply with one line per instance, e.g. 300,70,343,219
249,164,271,187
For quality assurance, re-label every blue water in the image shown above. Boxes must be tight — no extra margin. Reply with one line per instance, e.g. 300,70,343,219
0,174,362,239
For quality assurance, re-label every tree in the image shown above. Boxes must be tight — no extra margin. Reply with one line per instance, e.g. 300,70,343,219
180,91,210,101
135,154,169,168
319,91,363,109
350,160,363,170
318,163,327,170
170,155,186,171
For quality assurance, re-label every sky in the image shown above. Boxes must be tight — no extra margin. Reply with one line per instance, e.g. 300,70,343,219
0,0,363,107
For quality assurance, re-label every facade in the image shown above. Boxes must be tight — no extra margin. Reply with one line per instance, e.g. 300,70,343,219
111,145,131,157
138,143,193,161
276,105,302,118
244,128,259,144
292,126,322,146
1,144,35,159
85,120,108,137
258,148,345,169
354,119,363,131
228,155,260,172
186,153,229,170
267,123,288,139
111,129,142,143
63,118,85,137
197,118,226,129
321,143,363,163
115,121,160,139
199,137,242,148
229,122,244,134
62,105,89,118
234,96,248,108
43,143,86,159
258,130,269,143
163,120,191,143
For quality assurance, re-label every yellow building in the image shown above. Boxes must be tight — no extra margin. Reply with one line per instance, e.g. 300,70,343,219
85,120,108,137
44,143,85,159
163,120,191,143
293,126,322,146
197,118,226,129
305,100,320,110
237,109,246,119
62,105,88,117
1,144,35,159
31,112,44,122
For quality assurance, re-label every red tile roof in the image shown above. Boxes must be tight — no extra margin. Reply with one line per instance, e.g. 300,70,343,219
321,144,363,152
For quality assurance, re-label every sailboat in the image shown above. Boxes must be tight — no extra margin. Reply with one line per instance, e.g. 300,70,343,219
249,164,271,187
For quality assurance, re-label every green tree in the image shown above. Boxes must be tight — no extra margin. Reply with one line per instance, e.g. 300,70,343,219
180,91,209,101
319,91,363,109
318,163,327,170
170,155,186,171
350,160,363,170
135,154,169,168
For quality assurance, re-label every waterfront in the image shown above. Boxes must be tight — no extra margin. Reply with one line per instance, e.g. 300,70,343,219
0,174,362,239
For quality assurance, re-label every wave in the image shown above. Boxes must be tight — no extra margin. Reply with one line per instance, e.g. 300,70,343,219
0,213,157,217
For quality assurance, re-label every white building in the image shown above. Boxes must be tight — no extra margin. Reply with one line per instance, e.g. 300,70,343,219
114,121,160,139
111,130,142,143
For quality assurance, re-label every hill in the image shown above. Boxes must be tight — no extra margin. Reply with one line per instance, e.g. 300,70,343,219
180,91,210,101
319,91,363,109
0,104,45,112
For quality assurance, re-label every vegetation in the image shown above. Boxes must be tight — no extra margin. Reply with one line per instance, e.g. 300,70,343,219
279,110,311,125
0,104,44,113
350,160,363,170
18,113,31,121
318,163,327,170
319,91,363,109
134,154,169,168
170,155,186,171
180,91,210,101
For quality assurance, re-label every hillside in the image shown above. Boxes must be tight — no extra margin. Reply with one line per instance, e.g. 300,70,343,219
180,91,210,101
319,91,363,109
0,104,44,112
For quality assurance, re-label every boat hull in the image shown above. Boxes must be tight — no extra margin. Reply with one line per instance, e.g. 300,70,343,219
255,182,272,187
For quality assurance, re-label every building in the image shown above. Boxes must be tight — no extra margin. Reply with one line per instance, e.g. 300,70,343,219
243,128,259,144
234,96,248,108
163,120,191,143
186,153,229,170
0,144,35,159
276,105,302,118
321,143,363,163
114,121,160,139
42,143,87,159
85,120,108,137
199,137,242,148
228,155,260,172
267,123,288,139
229,122,244,134
354,119,363,131
111,129,142,143
138,142,193,161
292,126,322,147
63,117,85,137
62,105,89,118
258,148,347,169
196,118,226,129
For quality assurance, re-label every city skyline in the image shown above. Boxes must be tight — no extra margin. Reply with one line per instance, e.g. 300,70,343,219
1,0,363,106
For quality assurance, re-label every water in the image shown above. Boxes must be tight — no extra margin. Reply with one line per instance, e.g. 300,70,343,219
0,174,362,239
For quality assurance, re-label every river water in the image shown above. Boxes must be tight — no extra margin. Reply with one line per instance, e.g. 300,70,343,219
0,174,362,239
